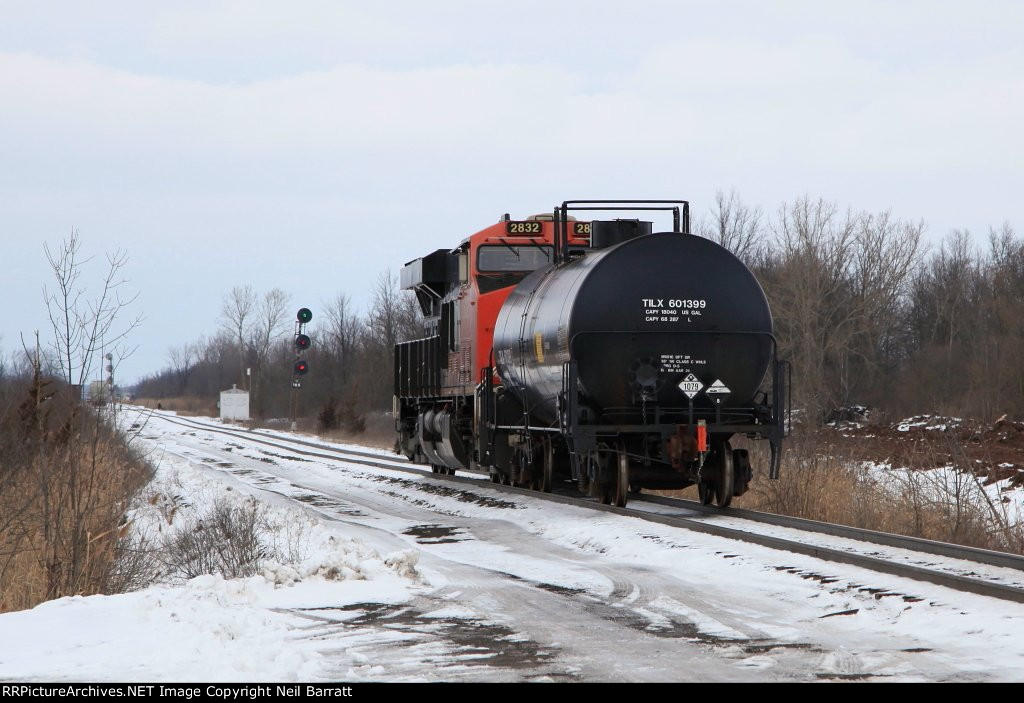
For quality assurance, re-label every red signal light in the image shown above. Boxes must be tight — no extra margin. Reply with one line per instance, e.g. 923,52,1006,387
294,360,309,375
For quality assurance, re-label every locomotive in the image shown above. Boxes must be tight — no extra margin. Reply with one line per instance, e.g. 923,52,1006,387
394,200,788,508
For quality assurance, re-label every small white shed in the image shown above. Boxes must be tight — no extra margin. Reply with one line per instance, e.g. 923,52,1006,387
219,385,250,421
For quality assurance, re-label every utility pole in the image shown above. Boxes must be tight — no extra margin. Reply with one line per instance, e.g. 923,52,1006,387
105,352,115,421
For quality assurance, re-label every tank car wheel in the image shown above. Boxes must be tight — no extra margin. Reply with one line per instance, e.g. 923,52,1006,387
697,480,714,505
490,471,502,483
430,465,440,474
516,449,538,490
732,448,752,496
714,441,734,508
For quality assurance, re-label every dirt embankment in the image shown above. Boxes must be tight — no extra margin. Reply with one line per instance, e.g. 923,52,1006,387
824,414,1024,488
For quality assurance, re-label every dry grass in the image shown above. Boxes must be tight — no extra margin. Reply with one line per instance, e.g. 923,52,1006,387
261,411,394,450
134,393,396,450
316,412,396,450
0,405,154,612
133,395,217,416
694,432,1024,554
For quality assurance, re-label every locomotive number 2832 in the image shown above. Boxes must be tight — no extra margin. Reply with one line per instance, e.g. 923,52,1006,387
506,221,543,235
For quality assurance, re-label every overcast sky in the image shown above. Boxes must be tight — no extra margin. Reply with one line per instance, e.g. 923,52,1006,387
2,1,1022,384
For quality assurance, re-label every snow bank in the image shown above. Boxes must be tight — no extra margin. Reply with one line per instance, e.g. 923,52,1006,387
0,416,424,682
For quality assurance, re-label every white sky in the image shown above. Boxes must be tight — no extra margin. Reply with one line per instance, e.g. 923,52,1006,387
1,1,1022,383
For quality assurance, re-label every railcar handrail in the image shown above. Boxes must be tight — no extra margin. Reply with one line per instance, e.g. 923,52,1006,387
553,199,691,263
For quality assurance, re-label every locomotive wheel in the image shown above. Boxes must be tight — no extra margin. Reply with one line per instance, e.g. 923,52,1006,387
586,452,604,500
714,441,734,508
612,446,630,508
539,436,553,493
577,470,590,495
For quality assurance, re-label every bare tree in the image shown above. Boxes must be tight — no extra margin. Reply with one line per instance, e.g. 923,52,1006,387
892,222,1024,419
194,330,236,396
253,288,292,366
981,223,1024,416
367,272,406,350
29,231,146,601
907,230,976,408
44,230,141,394
762,197,924,419
764,197,856,418
844,210,924,400
697,189,764,264
221,285,257,389
322,293,361,388
362,271,431,407
167,342,198,394
251,288,292,414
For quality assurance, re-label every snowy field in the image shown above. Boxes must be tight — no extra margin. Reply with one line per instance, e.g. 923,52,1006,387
2,408,1024,682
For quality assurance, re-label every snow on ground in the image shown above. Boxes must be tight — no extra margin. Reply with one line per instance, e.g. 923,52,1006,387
894,415,964,432
0,411,425,683
863,460,1024,525
3,407,1024,682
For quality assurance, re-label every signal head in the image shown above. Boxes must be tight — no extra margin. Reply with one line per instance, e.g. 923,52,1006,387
297,307,313,324
294,359,309,376
295,333,311,351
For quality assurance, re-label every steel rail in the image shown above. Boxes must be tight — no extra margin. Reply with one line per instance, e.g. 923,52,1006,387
144,410,1024,604
634,494,1024,572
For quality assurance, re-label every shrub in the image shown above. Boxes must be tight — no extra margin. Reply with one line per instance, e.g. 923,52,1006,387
162,498,272,580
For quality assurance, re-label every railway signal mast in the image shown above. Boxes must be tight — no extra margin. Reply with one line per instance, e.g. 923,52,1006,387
290,307,312,430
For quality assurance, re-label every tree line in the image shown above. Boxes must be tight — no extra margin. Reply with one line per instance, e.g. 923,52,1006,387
135,192,1023,428
699,191,1023,424
133,273,426,426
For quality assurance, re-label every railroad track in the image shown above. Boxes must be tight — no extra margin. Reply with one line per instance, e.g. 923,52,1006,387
141,409,1024,604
